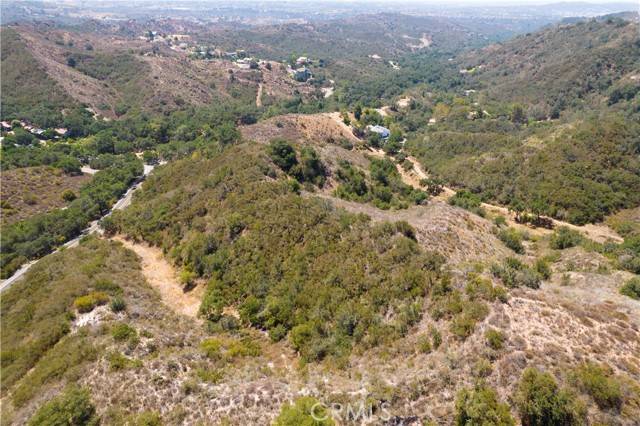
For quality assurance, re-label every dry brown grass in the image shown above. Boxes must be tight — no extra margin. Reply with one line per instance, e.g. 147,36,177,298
1,166,90,226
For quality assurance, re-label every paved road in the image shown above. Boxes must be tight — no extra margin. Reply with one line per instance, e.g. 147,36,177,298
0,163,157,293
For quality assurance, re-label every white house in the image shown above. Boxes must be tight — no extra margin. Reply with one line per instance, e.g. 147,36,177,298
367,125,390,139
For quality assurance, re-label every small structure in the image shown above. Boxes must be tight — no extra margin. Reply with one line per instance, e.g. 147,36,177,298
296,56,310,66
1,121,11,130
288,66,312,82
367,125,390,139
235,58,258,69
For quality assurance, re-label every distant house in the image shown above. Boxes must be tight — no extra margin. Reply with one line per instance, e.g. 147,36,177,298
367,125,390,139
1,121,11,130
288,66,312,82
296,56,310,66
235,57,258,69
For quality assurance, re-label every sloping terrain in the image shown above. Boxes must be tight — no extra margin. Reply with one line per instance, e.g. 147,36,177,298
460,18,640,114
2,25,313,125
0,28,76,127
0,166,91,226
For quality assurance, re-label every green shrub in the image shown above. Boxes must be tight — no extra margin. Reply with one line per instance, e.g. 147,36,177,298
108,352,142,371
132,411,162,426
491,259,541,289
515,368,586,426
73,292,109,313
534,258,552,280
61,189,77,202
196,368,224,384
430,327,442,349
550,227,583,250
274,396,334,426
28,385,98,426
416,335,432,354
110,296,126,312
111,323,137,342
620,277,640,300
494,216,507,227
474,359,493,378
200,336,260,361
455,383,515,426
269,139,298,173
485,329,506,350
572,362,623,410
498,228,525,254
200,338,223,360
448,190,486,217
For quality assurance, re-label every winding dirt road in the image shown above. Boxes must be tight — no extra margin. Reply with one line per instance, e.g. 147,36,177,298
330,113,622,244
113,236,203,319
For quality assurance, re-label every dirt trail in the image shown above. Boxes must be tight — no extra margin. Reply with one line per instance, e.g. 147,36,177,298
112,236,203,319
256,82,263,107
326,112,622,244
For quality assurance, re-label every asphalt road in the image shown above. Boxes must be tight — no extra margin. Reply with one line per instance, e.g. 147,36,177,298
0,163,157,293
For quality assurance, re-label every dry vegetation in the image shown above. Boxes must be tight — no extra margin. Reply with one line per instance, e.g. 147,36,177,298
1,166,90,226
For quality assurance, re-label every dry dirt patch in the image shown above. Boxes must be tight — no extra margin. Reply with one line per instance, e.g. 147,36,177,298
112,236,203,319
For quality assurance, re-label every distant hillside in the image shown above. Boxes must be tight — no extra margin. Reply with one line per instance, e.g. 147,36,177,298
460,18,640,117
0,28,76,127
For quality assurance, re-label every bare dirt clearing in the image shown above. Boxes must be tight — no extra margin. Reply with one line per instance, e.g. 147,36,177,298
112,236,203,319
311,193,511,264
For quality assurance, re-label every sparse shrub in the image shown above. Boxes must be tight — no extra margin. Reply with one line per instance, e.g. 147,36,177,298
179,269,197,289
430,326,442,349
28,385,98,426
515,368,586,426
200,336,260,361
181,379,199,395
111,323,137,342
485,329,506,350
494,216,507,227
110,297,126,313
108,351,142,370
274,396,334,426
620,277,640,300
572,362,623,410
132,411,162,426
226,337,261,359
73,292,109,313
455,382,515,426
23,192,38,205
417,335,432,354
491,259,541,289
196,368,224,384
534,258,552,280
550,227,583,250
200,338,223,360
498,228,525,254
474,359,493,378
451,301,489,340
94,278,122,294
61,189,77,202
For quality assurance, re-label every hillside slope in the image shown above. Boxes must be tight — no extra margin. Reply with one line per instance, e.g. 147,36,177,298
461,18,640,116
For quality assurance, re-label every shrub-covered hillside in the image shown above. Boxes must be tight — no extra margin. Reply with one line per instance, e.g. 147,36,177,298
460,18,640,116
407,113,640,225
110,143,446,361
0,28,75,127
